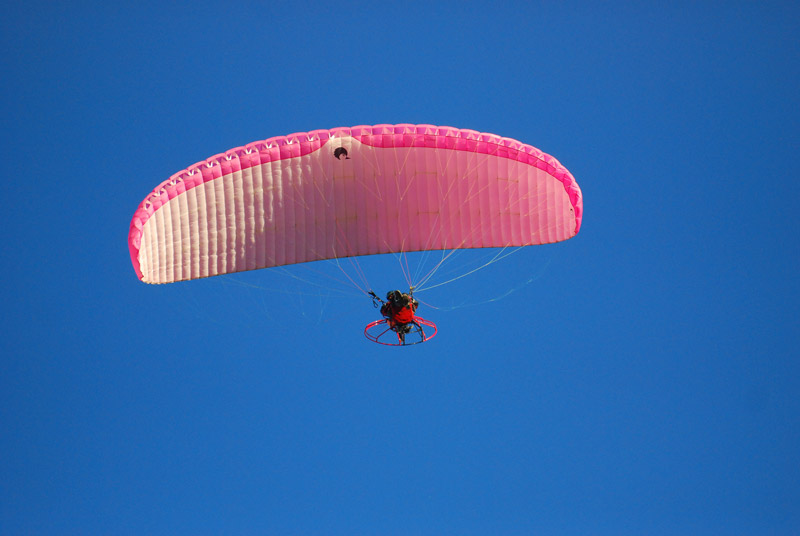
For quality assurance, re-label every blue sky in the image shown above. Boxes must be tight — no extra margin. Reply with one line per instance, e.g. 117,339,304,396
2,1,798,534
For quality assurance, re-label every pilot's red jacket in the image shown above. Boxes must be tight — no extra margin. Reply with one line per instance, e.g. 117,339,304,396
381,301,416,324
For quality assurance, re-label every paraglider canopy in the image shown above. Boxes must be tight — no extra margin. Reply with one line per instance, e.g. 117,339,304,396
129,124,582,285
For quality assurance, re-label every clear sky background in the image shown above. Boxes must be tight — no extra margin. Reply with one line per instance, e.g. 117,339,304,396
2,2,798,534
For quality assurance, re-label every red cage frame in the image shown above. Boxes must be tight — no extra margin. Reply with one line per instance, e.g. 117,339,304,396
364,317,437,346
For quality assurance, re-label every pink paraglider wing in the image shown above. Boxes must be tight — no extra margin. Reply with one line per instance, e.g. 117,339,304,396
129,124,582,284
